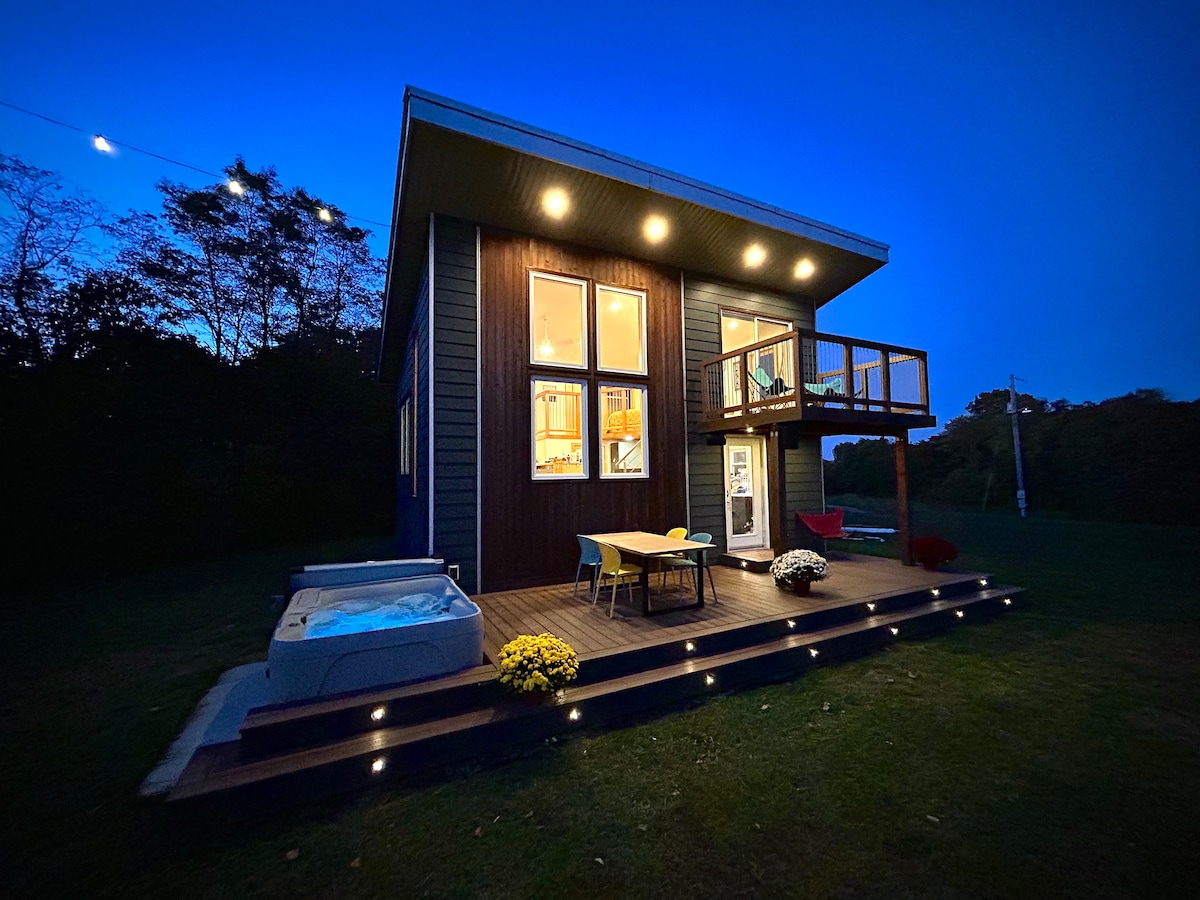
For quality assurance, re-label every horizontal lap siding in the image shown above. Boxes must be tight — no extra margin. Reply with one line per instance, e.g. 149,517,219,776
432,217,479,593
395,264,430,558
683,278,822,554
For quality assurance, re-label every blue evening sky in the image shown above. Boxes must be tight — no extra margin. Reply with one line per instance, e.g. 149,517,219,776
3,0,1197,434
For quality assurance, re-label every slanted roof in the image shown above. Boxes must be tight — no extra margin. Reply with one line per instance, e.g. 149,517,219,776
380,87,889,379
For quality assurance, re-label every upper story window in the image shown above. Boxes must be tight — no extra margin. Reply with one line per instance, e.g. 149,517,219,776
596,285,647,375
720,310,791,353
530,272,587,369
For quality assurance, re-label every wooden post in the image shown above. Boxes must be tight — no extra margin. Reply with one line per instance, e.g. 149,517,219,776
843,341,855,410
766,429,788,557
895,434,914,565
879,349,892,413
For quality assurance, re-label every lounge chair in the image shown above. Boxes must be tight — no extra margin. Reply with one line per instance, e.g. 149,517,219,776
795,509,849,552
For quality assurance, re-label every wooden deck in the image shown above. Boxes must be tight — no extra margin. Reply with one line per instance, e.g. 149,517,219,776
476,553,964,662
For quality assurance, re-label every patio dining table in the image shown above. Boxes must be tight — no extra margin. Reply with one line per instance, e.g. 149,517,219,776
582,531,716,617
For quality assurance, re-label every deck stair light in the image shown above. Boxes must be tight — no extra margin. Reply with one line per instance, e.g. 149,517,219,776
684,641,695,652
866,602,876,612
370,757,386,774
370,706,386,722
889,627,900,636
1003,598,1012,606
979,578,989,587
930,588,941,598
809,648,819,658
955,609,965,619
705,673,716,686
786,619,796,629
568,707,581,722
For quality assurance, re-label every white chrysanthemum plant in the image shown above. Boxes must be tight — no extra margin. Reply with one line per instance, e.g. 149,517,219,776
769,549,830,588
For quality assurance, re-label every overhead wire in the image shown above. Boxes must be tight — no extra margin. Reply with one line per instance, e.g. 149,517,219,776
0,98,391,229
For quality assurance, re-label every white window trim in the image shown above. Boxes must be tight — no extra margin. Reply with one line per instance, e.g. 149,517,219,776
530,376,590,481
595,284,648,376
598,382,650,480
529,270,589,370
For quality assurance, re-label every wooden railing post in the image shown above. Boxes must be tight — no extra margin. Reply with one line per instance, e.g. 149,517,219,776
880,350,892,413
740,350,750,417
843,341,854,410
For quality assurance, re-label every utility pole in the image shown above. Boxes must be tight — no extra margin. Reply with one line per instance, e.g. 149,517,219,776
1006,374,1028,518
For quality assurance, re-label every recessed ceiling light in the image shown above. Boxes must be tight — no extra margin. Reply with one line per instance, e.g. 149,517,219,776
794,258,815,280
743,244,766,267
542,188,569,219
643,215,668,243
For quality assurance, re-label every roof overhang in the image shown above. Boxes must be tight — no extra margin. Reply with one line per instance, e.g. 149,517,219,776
380,87,890,380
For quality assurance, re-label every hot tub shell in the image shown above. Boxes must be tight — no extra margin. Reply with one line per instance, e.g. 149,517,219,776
267,574,485,704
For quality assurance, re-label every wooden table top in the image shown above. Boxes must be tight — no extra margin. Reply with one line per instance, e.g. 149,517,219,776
583,531,715,557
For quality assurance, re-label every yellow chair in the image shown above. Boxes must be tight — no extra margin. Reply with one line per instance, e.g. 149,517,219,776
593,543,643,618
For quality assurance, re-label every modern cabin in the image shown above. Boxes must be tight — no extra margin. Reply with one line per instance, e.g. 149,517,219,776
380,88,935,594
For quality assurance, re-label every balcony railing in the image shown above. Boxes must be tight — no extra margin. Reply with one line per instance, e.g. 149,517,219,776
699,329,930,431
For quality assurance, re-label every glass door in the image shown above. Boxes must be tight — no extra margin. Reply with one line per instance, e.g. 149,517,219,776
725,437,769,550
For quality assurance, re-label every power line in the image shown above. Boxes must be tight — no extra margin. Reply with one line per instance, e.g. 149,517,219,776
0,98,391,229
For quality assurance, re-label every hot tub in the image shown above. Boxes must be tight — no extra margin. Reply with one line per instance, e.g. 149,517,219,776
267,574,484,704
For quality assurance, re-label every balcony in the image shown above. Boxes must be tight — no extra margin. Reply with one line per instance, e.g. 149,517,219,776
698,329,935,435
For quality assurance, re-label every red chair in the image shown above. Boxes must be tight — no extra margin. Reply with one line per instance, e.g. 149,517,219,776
795,509,849,551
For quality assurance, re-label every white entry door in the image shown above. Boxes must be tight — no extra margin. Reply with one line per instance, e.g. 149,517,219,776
725,436,770,550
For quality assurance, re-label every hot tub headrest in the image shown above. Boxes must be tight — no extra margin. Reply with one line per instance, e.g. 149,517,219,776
288,558,446,594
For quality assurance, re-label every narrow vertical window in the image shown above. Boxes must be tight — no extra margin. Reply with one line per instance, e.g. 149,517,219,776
596,285,647,374
531,379,588,479
399,396,412,476
599,384,648,478
530,272,587,368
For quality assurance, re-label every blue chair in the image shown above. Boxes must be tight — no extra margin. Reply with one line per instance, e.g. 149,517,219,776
573,535,603,602
688,532,718,603
658,531,719,603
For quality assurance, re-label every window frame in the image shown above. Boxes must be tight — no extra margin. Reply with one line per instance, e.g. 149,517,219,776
597,381,650,480
528,270,589,371
399,395,412,477
530,375,590,481
595,283,648,376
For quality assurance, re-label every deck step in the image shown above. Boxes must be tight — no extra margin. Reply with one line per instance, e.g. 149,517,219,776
170,585,1025,804
237,574,1001,757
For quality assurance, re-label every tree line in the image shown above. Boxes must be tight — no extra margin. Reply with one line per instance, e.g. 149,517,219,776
1,153,395,586
825,387,1200,526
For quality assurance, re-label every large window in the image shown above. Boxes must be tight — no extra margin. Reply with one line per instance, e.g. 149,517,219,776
596,285,647,374
530,272,587,368
531,379,588,479
599,384,648,478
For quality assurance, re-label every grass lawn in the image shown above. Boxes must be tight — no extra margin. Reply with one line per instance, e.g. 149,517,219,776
3,506,1198,898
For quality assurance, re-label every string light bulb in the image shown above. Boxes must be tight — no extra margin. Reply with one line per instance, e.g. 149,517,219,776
317,207,333,222
92,135,113,154
227,179,245,196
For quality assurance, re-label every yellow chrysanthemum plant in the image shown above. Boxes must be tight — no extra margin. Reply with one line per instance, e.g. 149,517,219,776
497,632,580,696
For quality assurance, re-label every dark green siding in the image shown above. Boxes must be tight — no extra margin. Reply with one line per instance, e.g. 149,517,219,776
682,278,824,554
431,217,479,592
395,261,430,558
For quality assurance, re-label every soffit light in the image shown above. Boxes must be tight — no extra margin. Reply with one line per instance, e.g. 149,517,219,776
794,258,815,280
743,244,767,267
542,188,569,219
643,215,668,243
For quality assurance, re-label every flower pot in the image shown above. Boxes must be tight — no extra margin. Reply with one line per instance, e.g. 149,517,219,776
793,579,812,596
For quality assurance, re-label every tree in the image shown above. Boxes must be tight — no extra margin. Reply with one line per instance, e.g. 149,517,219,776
0,154,105,365
120,158,383,361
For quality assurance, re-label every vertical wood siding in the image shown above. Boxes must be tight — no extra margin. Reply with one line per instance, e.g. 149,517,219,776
682,278,824,555
432,218,479,591
479,231,686,592
395,262,430,557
